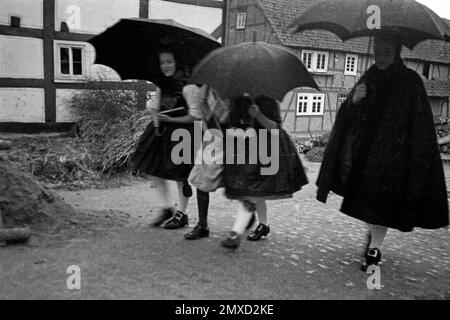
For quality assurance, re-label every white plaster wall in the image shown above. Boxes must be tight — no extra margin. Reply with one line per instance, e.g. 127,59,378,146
0,36,44,78
149,0,222,33
55,0,140,34
56,89,82,122
0,88,45,122
0,0,43,29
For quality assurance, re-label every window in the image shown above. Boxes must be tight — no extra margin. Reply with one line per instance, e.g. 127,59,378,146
345,54,358,75
297,95,308,114
338,93,348,100
296,93,325,116
302,52,313,70
316,52,327,71
338,93,348,106
302,50,329,72
10,15,21,27
55,42,86,78
236,12,247,30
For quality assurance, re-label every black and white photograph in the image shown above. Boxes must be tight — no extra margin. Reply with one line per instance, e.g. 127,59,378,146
0,0,449,306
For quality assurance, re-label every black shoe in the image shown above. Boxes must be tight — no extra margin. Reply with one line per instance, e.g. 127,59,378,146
245,211,256,231
164,210,188,229
220,231,241,249
361,248,382,272
247,223,270,241
150,208,174,227
184,224,210,240
182,180,193,198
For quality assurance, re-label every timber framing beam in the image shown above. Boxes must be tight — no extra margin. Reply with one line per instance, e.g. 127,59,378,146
162,0,223,9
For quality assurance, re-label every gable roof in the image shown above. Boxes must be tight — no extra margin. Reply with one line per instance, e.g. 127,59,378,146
256,0,450,64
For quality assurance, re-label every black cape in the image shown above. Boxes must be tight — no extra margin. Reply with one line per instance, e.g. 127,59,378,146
316,61,449,232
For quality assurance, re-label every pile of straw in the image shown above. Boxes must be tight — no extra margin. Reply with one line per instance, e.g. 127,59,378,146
101,111,152,173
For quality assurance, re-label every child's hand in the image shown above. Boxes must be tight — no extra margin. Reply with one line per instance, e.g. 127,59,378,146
248,104,261,118
151,109,160,127
158,114,172,122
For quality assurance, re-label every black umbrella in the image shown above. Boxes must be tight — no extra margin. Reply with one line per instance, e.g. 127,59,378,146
88,18,221,85
289,0,450,49
189,41,319,101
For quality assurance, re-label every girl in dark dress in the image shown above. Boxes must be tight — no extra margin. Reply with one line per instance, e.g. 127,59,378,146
132,50,201,229
316,35,449,270
220,95,309,249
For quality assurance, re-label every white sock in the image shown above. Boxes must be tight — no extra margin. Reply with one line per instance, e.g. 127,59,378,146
176,182,189,213
152,177,171,208
232,202,253,235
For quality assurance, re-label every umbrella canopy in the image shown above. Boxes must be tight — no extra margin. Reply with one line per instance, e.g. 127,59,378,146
289,0,450,49
88,18,221,85
188,42,319,101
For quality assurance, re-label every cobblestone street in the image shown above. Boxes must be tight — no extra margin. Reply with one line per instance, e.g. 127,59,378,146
0,159,449,299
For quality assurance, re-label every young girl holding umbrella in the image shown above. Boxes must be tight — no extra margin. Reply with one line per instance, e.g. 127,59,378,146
187,41,318,248
132,49,202,229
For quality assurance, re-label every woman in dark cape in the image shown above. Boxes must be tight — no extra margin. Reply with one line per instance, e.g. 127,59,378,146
220,95,309,249
316,35,449,270
132,49,200,229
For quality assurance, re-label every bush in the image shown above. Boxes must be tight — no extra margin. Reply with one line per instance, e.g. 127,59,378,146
68,88,138,123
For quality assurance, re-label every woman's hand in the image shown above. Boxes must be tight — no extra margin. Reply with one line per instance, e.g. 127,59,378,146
248,104,262,119
352,84,367,105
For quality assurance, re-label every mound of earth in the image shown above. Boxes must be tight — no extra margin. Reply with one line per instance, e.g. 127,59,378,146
0,157,76,231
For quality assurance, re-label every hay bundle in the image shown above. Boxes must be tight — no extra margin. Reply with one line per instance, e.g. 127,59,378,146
30,142,101,184
101,111,152,173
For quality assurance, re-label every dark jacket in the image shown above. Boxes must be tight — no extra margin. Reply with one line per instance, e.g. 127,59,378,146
316,61,449,232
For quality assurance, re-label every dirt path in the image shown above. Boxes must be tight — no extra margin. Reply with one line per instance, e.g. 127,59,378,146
0,160,449,300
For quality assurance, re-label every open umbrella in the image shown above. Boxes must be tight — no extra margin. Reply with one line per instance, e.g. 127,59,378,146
289,0,450,49
188,41,319,101
88,18,221,85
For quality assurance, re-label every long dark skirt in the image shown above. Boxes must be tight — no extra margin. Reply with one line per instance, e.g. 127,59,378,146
224,129,308,199
132,121,195,181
